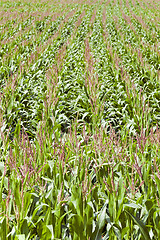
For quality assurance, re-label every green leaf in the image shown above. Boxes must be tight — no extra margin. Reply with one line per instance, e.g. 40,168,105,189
125,210,151,240
20,218,29,237
0,162,4,176
47,225,54,239
93,202,107,240
154,174,160,196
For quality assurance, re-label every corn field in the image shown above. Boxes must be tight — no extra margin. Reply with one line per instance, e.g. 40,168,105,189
0,0,160,239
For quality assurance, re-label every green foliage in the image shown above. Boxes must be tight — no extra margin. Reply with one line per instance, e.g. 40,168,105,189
0,0,160,239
